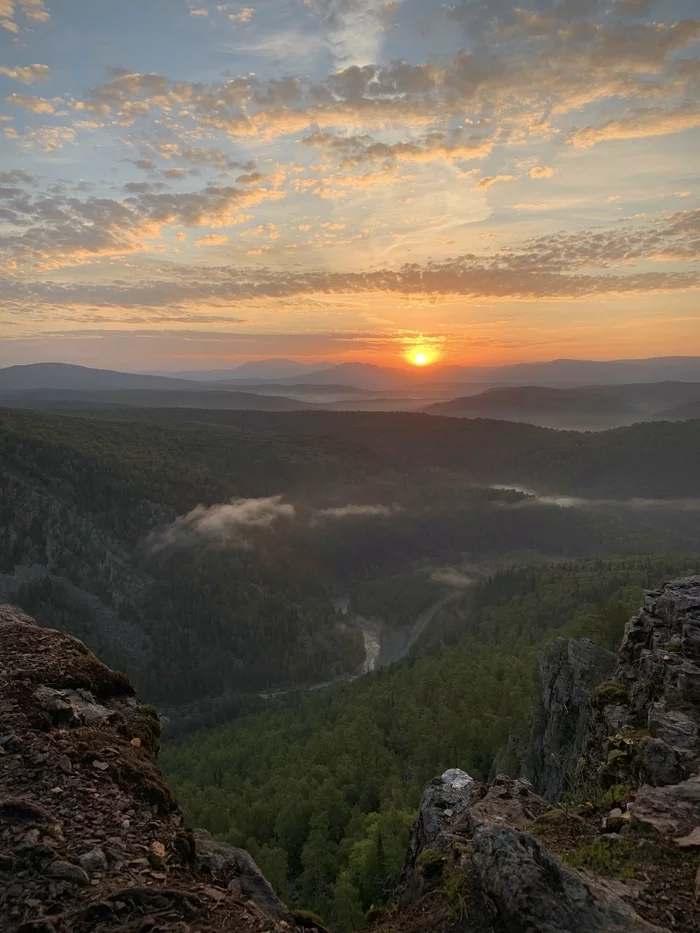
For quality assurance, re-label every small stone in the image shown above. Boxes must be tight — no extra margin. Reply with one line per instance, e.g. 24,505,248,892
148,840,166,869
129,858,149,868
47,861,89,885
92,760,108,771
121,819,130,831
636,839,663,858
25,898,42,908
78,847,107,873
203,885,226,902
57,755,72,774
604,807,625,832
130,737,141,748
675,826,700,848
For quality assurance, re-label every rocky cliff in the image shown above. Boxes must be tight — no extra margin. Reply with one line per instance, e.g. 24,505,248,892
369,577,700,933
525,636,616,802
4,577,700,933
0,605,306,933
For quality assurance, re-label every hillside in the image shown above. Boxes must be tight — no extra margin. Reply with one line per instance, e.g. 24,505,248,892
655,400,700,421
4,406,700,727
64,407,700,499
426,382,700,428
2,388,317,411
0,362,207,392
0,408,378,708
163,558,700,931
426,385,640,428
8,577,700,933
0,605,303,933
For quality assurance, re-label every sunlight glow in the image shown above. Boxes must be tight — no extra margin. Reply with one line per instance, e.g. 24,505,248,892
406,347,437,367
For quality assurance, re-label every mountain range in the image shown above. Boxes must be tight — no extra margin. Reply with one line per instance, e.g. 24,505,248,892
6,356,700,394
3,360,700,428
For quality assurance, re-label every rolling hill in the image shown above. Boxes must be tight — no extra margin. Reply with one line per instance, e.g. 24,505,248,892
425,382,700,428
0,362,205,392
2,388,318,411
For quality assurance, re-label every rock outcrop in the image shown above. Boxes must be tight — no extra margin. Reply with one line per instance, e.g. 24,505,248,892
590,576,700,798
5,574,700,933
394,772,662,932
526,637,616,802
373,578,700,933
0,605,300,933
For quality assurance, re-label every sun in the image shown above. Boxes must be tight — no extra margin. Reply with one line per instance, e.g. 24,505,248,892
406,347,436,367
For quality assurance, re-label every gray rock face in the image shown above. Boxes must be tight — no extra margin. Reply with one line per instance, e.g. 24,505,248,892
596,577,700,835
399,774,659,931
473,827,663,933
402,769,474,872
632,774,700,835
193,828,289,921
526,637,615,802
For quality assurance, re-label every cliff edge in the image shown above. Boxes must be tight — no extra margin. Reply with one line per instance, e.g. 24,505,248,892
369,577,700,933
4,576,700,933
0,605,301,933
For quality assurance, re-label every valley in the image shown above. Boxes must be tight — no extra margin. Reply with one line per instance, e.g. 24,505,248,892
3,370,700,929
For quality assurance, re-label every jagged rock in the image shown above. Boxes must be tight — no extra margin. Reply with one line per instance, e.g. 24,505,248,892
639,736,684,786
399,775,550,909
472,827,663,933
193,828,290,921
632,773,700,835
404,769,474,863
0,605,298,933
34,685,112,727
462,775,549,835
525,637,615,802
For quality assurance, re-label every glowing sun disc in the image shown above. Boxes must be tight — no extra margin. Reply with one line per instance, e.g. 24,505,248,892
407,347,435,367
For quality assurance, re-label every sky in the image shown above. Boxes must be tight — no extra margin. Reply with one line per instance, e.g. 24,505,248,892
0,0,699,371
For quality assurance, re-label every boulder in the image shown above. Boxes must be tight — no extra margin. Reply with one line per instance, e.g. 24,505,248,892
473,827,663,933
639,736,685,786
403,768,474,864
631,773,700,835
193,828,289,921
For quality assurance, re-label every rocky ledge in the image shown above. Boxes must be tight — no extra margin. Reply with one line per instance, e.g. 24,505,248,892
4,577,700,933
369,577,700,933
0,605,305,933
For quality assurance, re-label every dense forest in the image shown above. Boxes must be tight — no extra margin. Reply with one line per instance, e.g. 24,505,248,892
3,406,700,722
73,407,700,499
162,556,700,930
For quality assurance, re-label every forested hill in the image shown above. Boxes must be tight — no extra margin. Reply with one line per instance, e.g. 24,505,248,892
3,406,700,722
162,556,700,931
50,406,700,498
0,408,375,705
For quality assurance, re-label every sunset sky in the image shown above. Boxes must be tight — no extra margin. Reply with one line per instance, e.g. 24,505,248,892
1,0,698,370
